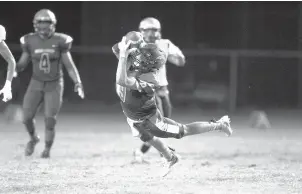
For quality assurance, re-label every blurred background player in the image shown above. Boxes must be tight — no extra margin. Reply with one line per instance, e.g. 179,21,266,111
133,17,186,162
115,35,232,177
0,24,16,102
16,9,85,158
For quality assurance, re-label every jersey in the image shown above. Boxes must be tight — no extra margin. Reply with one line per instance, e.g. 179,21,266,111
20,32,73,81
116,79,157,121
0,25,6,42
155,39,184,86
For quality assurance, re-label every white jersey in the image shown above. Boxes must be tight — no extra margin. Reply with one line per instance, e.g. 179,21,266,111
155,39,184,86
0,25,6,42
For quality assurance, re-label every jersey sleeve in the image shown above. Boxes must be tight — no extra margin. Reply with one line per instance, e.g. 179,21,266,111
167,39,184,57
0,25,6,42
112,43,120,59
59,34,73,53
20,35,30,53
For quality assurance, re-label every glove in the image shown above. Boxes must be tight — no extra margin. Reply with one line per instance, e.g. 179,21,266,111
0,80,12,102
74,82,85,99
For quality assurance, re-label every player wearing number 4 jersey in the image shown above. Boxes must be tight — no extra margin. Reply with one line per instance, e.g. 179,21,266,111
16,9,85,158
115,34,233,177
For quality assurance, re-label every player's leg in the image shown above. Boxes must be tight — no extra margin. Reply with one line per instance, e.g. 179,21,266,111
23,80,44,156
133,142,152,163
157,86,172,118
155,92,164,116
134,86,171,161
133,91,161,162
132,120,180,176
182,116,233,137
142,111,232,139
127,117,172,163
41,80,64,158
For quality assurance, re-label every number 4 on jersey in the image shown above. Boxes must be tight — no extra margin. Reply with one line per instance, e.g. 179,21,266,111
39,53,51,73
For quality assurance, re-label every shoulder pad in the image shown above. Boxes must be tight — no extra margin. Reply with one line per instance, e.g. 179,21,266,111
56,33,73,44
20,33,34,44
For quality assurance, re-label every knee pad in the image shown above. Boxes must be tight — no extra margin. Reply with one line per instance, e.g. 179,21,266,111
139,132,153,142
45,117,57,130
22,109,36,124
23,118,34,126
133,122,154,142
174,124,185,139
145,118,185,139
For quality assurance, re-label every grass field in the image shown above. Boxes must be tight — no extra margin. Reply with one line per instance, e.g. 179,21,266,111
0,105,301,194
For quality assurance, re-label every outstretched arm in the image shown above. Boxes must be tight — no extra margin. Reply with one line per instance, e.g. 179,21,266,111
0,25,16,83
0,41,16,83
0,25,16,102
167,40,186,67
115,37,138,89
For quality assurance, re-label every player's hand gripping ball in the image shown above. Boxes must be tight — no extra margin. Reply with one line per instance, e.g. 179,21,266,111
125,31,143,48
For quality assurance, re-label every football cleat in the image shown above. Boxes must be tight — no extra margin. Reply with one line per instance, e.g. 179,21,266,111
162,152,180,177
25,136,40,156
41,149,50,158
211,115,233,136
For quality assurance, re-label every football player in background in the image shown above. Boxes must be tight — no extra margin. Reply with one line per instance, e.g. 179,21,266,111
16,9,85,158
133,17,186,162
0,24,16,102
115,34,232,177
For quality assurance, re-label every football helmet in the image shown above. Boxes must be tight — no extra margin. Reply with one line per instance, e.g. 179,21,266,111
139,17,161,43
128,43,166,74
33,9,57,38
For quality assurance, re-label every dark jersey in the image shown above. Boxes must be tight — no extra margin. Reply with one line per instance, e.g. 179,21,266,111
116,79,157,121
20,32,73,81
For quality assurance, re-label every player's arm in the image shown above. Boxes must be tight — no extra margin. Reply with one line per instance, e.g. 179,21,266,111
167,40,186,67
60,36,82,85
112,43,120,59
0,25,16,102
116,50,138,89
115,37,141,90
60,35,84,98
62,52,82,84
0,31,16,83
17,36,31,72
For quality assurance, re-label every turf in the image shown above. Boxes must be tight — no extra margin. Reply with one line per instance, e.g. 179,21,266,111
0,107,301,194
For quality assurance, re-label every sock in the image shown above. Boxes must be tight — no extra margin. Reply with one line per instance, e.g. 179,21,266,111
25,121,37,139
184,121,220,137
45,129,55,150
140,143,151,154
147,137,173,161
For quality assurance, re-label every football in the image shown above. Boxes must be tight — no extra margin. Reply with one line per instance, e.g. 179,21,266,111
125,31,143,45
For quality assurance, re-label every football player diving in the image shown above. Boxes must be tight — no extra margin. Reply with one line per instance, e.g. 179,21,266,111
133,17,186,162
114,33,232,177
